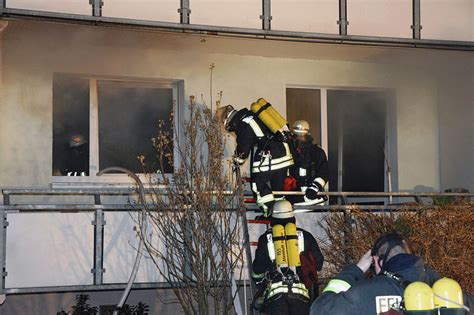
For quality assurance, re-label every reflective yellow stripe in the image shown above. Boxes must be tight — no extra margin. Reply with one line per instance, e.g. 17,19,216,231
243,116,265,137
257,194,275,205
314,177,326,188
252,159,294,173
322,279,351,294
267,282,309,299
251,139,293,173
251,271,266,279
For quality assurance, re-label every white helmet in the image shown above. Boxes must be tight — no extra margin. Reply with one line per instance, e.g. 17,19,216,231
272,200,294,219
292,120,310,136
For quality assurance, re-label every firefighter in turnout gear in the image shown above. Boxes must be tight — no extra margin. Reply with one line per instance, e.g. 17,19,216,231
310,232,474,315
252,201,324,314
286,120,329,206
216,100,294,217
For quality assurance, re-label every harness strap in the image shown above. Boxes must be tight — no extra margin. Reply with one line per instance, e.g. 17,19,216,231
253,103,272,117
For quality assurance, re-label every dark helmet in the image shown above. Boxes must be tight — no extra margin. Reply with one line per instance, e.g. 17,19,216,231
215,105,237,131
371,232,410,266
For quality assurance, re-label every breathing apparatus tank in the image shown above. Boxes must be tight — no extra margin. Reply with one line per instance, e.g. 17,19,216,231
251,98,289,136
272,224,288,269
404,282,436,315
433,278,467,315
284,222,301,272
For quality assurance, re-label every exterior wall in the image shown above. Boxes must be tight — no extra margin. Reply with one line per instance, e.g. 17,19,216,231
0,19,472,313
0,20,454,191
438,60,474,192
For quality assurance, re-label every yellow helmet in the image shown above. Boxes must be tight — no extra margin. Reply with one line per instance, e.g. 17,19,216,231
404,282,435,312
433,278,464,310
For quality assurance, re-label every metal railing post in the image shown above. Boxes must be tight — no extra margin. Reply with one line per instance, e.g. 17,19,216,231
411,0,422,39
89,0,103,17
92,195,105,285
178,0,191,24
0,193,9,304
338,0,348,35
261,0,271,30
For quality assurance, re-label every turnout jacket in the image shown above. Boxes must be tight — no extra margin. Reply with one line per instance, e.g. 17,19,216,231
290,137,329,188
310,254,474,315
252,226,324,285
229,109,293,173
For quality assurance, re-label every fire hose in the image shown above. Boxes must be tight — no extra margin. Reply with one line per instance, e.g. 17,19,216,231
97,167,147,315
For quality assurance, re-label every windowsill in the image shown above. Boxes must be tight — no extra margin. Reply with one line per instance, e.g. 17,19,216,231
50,174,170,189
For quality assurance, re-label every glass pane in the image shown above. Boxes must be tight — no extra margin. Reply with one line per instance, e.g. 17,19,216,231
286,88,322,145
5,213,94,288
98,81,174,174
7,0,91,15
348,0,412,38
102,0,179,23
327,90,386,192
272,0,339,34
421,0,473,41
191,0,261,28
53,74,90,176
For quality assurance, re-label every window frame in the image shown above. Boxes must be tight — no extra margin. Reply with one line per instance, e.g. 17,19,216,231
52,74,183,185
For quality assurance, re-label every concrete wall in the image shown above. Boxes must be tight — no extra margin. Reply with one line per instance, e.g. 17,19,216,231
437,59,474,192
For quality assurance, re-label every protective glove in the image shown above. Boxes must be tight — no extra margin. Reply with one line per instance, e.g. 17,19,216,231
356,250,373,273
233,155,246,166
305,182,323,200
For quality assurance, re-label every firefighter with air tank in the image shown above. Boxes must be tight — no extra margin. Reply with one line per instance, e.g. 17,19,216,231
216,98,294,217
251,200,324,314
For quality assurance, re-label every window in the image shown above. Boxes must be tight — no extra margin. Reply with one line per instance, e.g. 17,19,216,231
286,87,393,198
53,74,178,179
327,90,387,193
286,88,322,145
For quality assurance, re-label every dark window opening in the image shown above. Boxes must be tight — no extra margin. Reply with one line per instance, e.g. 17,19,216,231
327,90,387,193
53,74,90,176
98,81,174,174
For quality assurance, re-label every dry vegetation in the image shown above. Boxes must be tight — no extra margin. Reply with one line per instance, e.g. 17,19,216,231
320,202,474,293
137,95,245,314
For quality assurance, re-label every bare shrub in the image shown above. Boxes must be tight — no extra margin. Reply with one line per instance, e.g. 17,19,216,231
137,94,245,314
320,203,473,293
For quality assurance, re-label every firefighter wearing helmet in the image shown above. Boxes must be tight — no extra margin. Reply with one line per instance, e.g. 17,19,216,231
252,200,324,314
286,120,329,206
216,100,294,217
310,232,474,315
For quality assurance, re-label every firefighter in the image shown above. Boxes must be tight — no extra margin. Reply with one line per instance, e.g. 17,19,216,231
216,103,294,217
286,120,329,206
310,232,474,315
61,134,89,176
252,200,324,314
